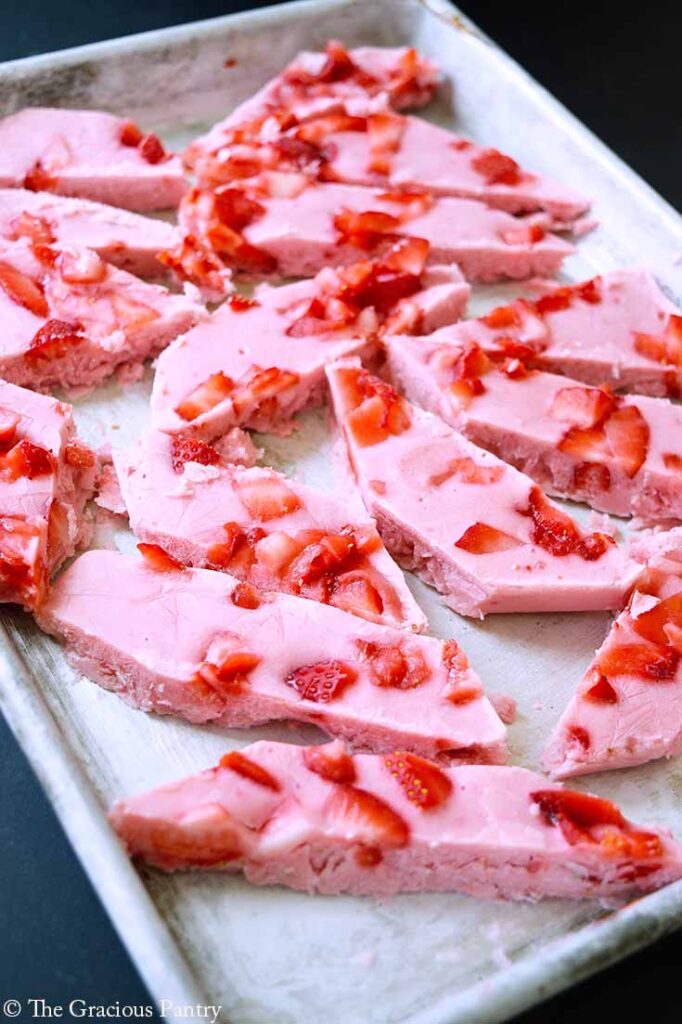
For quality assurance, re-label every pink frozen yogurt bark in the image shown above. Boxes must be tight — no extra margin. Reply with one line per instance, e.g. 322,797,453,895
430,269,682,398
113,430,426,632
326,359,638,617
152,242,469,438
172,178,572,284
191,107,588,230
385,334,682,523
544,529,682,778
0,379,96,610
186,42,439,170
0,189,178,278
37,548,508,763
0,238,203,392
0,108,187,211
109,738,682,900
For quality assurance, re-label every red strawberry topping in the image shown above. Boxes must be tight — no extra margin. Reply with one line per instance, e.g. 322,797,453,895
175,371,235,422
3,440,54,481
582,670,619,704
230,581,262,610
25,319,87,363
531,789,663,859
139,133,167,164
384,752,453,810
0,261,48,317
219,750,281,791
471,148,522,186
285,659,357,702
303,743,356,785
598,642,679,682
234,474,302,521
549,386,615,429
520,486,614,561
356,639,431,690
429,456,504,487
324,784,409,848
454,522,521,554
137,542,185,573
170,435,221,473
119,121,144,147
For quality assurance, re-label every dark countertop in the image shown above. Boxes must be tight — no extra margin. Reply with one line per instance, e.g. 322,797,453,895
1,2,680,1021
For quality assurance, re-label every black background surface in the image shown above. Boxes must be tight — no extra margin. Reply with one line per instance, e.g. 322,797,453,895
0,2,680,1021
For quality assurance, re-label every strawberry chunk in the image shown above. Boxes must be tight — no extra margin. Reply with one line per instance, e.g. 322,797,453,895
598,642,679,682
603,405,650,478
139,133,167,164
442,638,470,675
235,475,302,521
119,121,144,147
631,592,682,646
219,750,281,791
0,261,48,317
170,435,221,473
333,209,401,251
471,148,522,186
454,522,521,554
367,111,406,175
572,461,611,494
532,789,663,859
324,784,409,848
25,319,87,364
357,639,431,689
3,439,54,480
63,443,95,469
663,453,682,473
0,515,46,606
214,188,266,232
227,295,259,313
0,409,20,450
230,581,262,610
175,372,235,422
344,371,411,446
23,161,57,193
137,543,185,573
330,572,385,620
303,742,356,785
520,486,612,561
429,456,503,487
384,752,453,810
582,670,619,704
285,659,357,702
8,212,55,246
549,386,615,429
57,249,107,284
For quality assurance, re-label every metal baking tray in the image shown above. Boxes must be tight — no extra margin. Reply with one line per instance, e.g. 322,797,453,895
1,2,682,1021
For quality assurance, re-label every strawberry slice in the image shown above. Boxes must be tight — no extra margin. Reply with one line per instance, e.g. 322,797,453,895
0,514,46,605
442,638,470,675
57,249,108,284
0,261,48,317
603,405,650,479
454,522,522,554
330,572,385,620
367,111,406,175
139,133,167,164
175,371,235,422
230,581,262,610
23,161,58,193
3,440,54,480
429,456,504,487
582,670,619,704
344,372,411,446
520,486,612,561
214,188,266,232
357,639,431,690
333,209,401,251
0,409,20,450
170,435,221,473
324,784,409,848
598,642,679,682
285,659,357,702
110,293,160,329
25,319,86,363
384,752,452,810
137,543,185,573
532,788,663,859
227,295,259,313
549,386,615,429
572,462,612,494
63,443,96,469
200,640,260,689
8,212,55,245
633,314,682,367
471,148,522,186
631,592,682,647
219,750,281,791
303,741,356,784
234,475,302,521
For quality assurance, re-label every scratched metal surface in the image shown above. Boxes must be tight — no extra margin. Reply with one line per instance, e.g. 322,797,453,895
1,2,682,1022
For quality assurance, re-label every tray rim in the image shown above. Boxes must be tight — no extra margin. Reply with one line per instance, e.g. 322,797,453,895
1,1,682,1022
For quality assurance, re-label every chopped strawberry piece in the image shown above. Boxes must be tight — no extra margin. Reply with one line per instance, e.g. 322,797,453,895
303,742,356,784
549,386,615,429
471,148,522,186
633,314,682,367
25,319,86,363
110,292,159,329
285,659,357,702
227,295,259,312
137,543,185,573
384,752,453,810
583,670,619,704
500,224,546,246
231,581,262,610
598,642,679,682
273,136,332,175
0,261,48,317
285,40,357,86
603,405,650,479
58,249,107,284
663,452,682,473
207,522,264,573
367,111,406,175
63,442,95,469
429,456,504,487
175,371,235,422
214,188,266,232
0,409,20,449
382,236,430,276
23,161,57,192
334,209,401,251
520,486,612,561
119,121,144,147
572,461,611,494
631,592,682,646
532,788,663,859
455,522,521,554
442,638,470,675
330,572,384,620
139,133,167,164
8,212,55,246
169,435,221,473
445,684,483,706
324,784,409,848
0,515,46,606
566,725,591,750
3,439,54,481
357,639,431,690
344,370,411,446
235,475,302,521
219,750,281,791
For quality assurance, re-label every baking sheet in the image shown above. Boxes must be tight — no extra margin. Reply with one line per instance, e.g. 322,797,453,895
1,2,682,1022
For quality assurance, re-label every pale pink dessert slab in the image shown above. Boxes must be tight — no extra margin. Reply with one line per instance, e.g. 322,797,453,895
37,548,508,764
429,269,682,398
0,379,96,610
0,189,178,278
190,108,588,230
186,41,439,172
171,178,572,284
109,738,682,900
0,108,188,211
151,242,468,438
385,334,682,523
0,238,202,392
544,529,682,779
326,358,637,617
112,430,427,632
